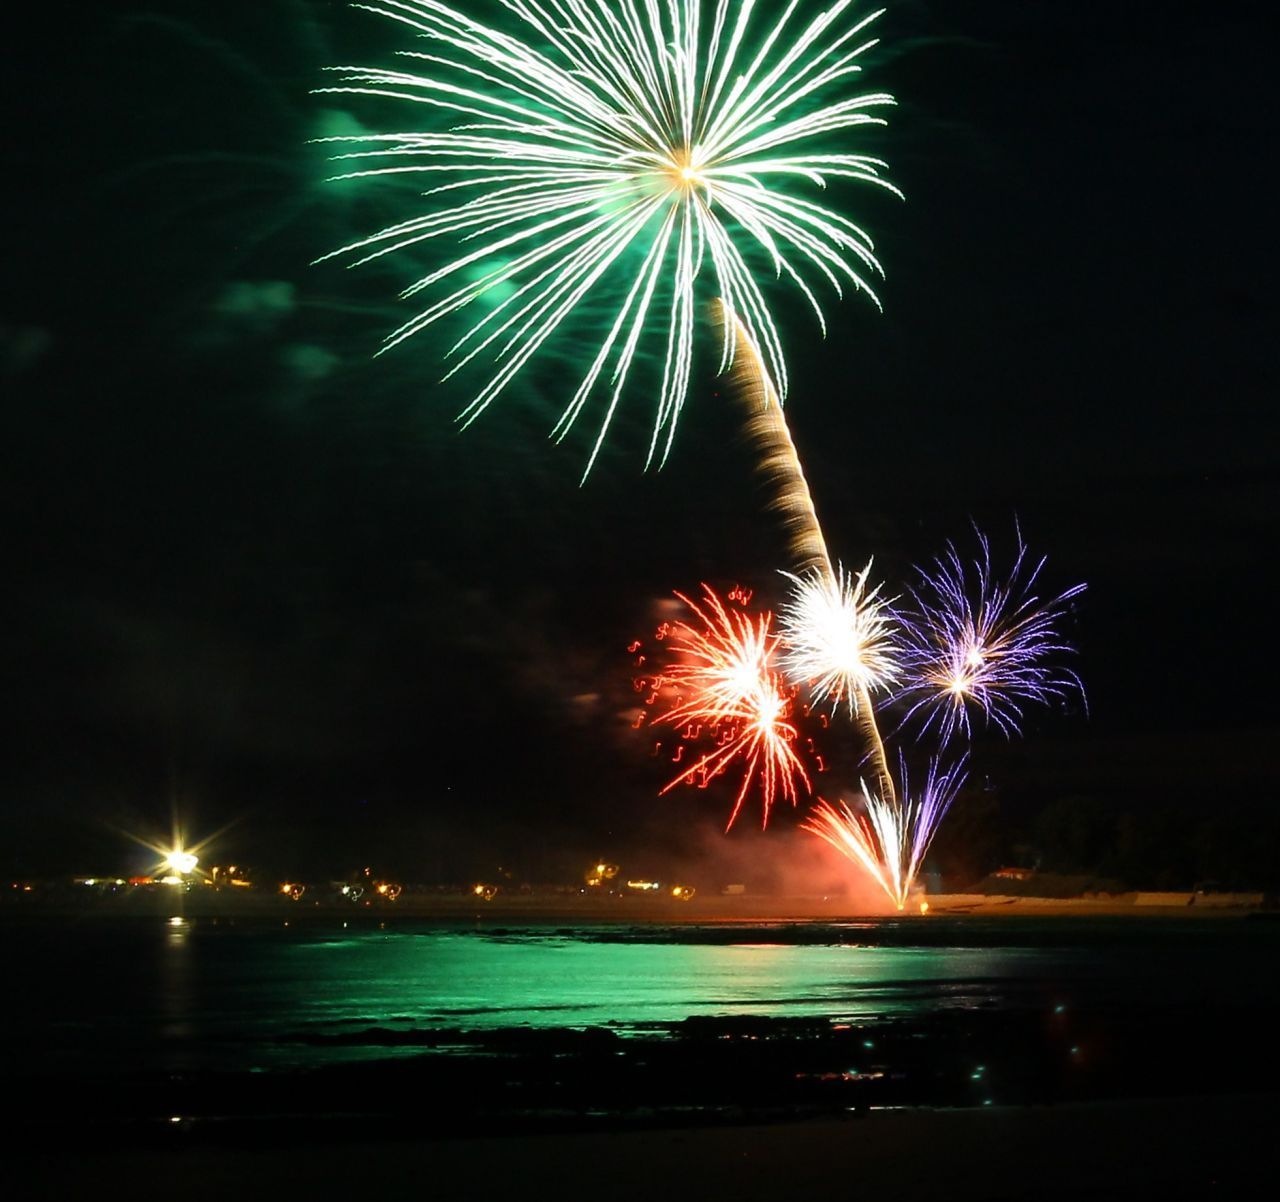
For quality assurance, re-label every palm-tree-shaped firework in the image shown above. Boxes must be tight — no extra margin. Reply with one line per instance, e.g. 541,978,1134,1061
316,0,898,475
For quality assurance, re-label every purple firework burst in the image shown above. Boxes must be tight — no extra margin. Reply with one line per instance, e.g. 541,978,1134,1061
891,528,1086,745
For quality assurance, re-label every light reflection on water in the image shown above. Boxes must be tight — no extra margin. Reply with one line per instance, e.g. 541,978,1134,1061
290,934,1014,1027
10,918,1276,1075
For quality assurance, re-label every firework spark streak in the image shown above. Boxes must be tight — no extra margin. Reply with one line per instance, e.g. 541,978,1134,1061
893,530,1087,745
650,585,810,831
803,755,967,910
317,0,897,474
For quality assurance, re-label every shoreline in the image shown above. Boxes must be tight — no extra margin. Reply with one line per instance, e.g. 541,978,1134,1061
2,889,1271,923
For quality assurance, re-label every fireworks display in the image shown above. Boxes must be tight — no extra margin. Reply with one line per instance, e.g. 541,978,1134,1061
634,316,1084,904
640,525,1083,906
893,530,1087,745
318,6,1088,911
644,585,810,831
318,0,898,473
803,756,967,910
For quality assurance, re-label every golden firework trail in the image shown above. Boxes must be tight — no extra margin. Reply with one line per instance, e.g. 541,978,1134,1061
720,306,896,808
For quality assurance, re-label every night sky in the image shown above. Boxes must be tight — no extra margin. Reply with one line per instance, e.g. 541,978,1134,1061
4,1,1276,882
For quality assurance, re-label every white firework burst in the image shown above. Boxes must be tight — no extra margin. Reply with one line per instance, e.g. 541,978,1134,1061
778,560,899,713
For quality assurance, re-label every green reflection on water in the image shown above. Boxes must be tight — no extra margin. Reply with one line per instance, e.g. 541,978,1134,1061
277,931,1010,1032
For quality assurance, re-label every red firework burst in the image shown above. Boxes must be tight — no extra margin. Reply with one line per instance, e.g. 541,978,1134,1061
643,584,812,830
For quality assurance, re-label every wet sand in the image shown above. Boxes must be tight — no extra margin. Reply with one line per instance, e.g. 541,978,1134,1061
9,1094,1273,1199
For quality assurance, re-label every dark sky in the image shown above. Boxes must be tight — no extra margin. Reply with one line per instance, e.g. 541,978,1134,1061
3,1,1276,879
